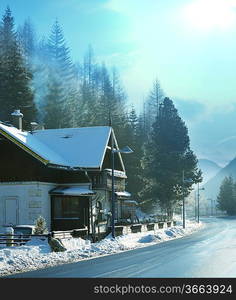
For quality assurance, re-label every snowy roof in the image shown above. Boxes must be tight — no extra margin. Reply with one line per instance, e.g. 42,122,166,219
123,200,138,205
13,225,35,229
0,123,114,169
32,127,112,168
50,186,95,196
115,191,131,198
11,110,23,117
104,169,127,178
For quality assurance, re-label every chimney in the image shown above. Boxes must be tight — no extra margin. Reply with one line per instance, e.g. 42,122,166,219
30,122,38,132
11,109,23,130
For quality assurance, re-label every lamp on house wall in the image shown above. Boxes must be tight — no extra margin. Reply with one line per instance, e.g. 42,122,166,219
111,137,133,239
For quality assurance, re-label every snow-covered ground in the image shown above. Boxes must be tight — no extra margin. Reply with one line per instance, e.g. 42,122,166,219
0,219,203,277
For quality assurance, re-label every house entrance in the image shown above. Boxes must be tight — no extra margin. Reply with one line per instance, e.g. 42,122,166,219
51,196,89,231
5,196,18,226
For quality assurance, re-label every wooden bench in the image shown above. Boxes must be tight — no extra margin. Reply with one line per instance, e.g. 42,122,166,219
146,223,155,231
130,224,142,233
72,228,88,238
107,226,124,236
51,228,88,239
158,222,164,229
51,230,73,239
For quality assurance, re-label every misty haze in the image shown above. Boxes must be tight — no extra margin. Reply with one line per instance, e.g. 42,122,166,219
0,0,236,293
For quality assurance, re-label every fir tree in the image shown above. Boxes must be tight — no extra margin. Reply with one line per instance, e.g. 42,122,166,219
0,7,37,127
146,78,164,134
43,75,68,128
77,45,100,126
97,63,114,125
47,19,75,82
17,18,36,66
140,97,202,216
123,105,144,199
217,176,236,215
42,20,77,128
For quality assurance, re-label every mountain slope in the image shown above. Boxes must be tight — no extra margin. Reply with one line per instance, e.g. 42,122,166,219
198,159,221,184
203,157,236,200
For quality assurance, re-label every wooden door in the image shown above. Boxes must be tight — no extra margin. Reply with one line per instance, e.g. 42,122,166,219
5,197,18,225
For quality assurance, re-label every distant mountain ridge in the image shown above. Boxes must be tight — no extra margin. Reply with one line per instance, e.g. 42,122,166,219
202,157,236,200
198,159,221,185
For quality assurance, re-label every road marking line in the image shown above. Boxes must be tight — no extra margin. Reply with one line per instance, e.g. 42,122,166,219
94,264,138,277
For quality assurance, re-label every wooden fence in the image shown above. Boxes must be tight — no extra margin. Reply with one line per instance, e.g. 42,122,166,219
0,221,177,246
110,220,177,236
0,234,49,246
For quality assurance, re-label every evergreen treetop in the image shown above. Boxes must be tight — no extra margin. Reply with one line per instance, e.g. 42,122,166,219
0,6,37,126
140,97,202,216
217,176,236,215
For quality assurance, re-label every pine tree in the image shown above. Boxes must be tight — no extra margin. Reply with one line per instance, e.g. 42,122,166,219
83,44,96,90
109,67,129,135
42,20,77,128
0,7,37,127
97,63,114,125
145,78,164,134
76,45,100,126
75,49,129,130
47,19,75,82
123,105,144,198
17,18,36,66
44,75,68,128
140,97,202,216
217,176,236,215
33,35,58,123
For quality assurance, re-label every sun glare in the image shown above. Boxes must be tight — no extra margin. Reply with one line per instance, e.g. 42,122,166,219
182,0,236,31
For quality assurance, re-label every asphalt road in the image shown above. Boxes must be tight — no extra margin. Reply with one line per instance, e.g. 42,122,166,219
6,217,236,278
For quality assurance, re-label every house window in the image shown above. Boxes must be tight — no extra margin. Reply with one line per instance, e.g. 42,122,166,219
92,175,103,186
53,196,80,219
96,201,104,222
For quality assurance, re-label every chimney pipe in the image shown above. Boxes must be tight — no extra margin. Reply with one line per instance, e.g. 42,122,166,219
11,109,23,130
30,122,38,132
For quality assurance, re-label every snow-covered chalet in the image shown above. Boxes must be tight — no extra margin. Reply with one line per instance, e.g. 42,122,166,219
0,110,135,239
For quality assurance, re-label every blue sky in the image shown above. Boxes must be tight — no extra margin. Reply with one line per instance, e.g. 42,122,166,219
3,0,236,108
1,0,236,166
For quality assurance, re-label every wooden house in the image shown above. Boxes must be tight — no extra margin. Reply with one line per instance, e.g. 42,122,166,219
0,111,135,239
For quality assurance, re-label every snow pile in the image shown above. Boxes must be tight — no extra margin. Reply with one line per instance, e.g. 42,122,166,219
0,219,203,277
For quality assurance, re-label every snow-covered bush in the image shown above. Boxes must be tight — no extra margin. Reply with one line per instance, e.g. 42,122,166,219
34,216,48,234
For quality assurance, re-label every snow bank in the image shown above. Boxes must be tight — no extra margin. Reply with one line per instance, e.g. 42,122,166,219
0,219,203,277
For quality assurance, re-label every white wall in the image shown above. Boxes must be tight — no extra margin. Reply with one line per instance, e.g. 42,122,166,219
0,182,55,232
